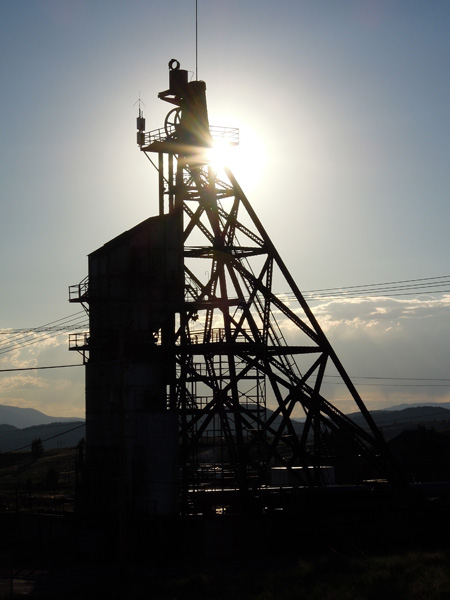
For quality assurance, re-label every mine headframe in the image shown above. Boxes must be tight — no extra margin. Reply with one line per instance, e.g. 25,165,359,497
137,60,400,514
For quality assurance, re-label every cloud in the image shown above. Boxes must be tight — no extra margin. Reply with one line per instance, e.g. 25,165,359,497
0,331,66,368
1,295,449,417
267,294,450,412
311,294,450,334
0,331,84,417
303,294,450,410
0,374,48,391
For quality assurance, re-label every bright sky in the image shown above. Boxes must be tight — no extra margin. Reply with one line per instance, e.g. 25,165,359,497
1,1,449,417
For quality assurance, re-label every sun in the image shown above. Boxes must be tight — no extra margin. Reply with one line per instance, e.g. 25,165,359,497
206,125,267,193
207,139,235,172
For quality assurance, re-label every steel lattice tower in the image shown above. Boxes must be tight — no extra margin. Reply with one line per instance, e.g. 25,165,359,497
70,60,399,519
134,60,399,514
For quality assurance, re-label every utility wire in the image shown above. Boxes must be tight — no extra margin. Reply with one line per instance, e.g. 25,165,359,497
329,381,450,388
296,275,450,301
6,423,85,454
0,315,87,338
0,364,83,373
0,363,447,388
0,311,86,336
0,325,88,356
304,274,450,294
327,375,450,382
0,312,88,356
1,275,448,345
0,313,87,351
0,275,448,381
303,288,450,301
310,375,450,388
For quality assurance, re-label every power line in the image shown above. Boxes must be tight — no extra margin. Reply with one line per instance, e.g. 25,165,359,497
298,275,450,301
0,364,83,373
0,275,448,383
272,275,450,301
0,362,447,389
0,274,448,345
304,288,450,301
0,315,87,349
0,311,87,336
352,376,450,381
318,375,450,388
303,274,450,295
0,325,87,356
329,381,450,388
6,423,85,453
0,315,87,339
0,312,88,356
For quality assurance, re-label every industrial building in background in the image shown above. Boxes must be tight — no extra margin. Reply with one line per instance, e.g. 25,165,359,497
69,60,399,519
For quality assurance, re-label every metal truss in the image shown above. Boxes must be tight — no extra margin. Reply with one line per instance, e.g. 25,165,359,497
139,61,400,514
146,156,398,511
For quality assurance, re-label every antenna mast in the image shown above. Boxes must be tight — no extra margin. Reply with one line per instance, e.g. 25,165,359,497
195,0,198,80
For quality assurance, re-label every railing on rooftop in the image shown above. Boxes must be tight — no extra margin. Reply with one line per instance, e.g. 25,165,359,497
141,125,239,148
209,126,239,146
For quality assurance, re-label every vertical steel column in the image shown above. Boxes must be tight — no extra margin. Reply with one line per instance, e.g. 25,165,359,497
158,152,164,216
168,153,174,212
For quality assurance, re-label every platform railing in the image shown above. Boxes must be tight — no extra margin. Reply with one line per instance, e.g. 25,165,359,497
69,332,89,351
68,276,89,302
141,125,239,148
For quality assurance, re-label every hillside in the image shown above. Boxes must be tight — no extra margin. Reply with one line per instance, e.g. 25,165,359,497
347,405,450,440
0,421,86,452
0,423,18,433
1,404,449,452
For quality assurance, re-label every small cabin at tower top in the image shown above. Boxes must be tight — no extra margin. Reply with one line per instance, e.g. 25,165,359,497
138,57,213,157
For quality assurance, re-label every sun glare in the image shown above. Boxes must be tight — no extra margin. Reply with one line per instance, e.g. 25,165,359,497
206,126,267,194
207,140,235,172
209,141,236,171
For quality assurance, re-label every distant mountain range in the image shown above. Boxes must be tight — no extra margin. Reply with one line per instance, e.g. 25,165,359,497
343,405,450,440
1,403,450,452
0,404,84,429
385,402,450,412
0,405,85,452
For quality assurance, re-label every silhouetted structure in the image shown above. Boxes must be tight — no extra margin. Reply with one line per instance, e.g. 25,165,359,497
69,60,399,518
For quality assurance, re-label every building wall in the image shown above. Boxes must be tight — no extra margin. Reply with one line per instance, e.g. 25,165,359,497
84,212,183,517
